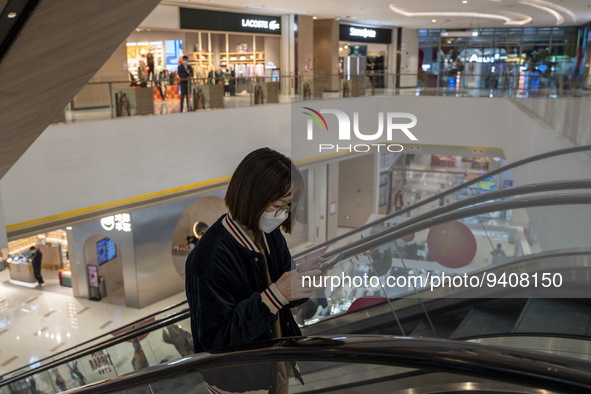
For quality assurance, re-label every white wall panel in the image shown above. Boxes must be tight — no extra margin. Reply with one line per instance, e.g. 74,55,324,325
1,105,290,225
139,5,180,30
2,97,591,228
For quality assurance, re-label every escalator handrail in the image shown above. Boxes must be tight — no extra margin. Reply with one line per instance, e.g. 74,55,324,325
460,332,591,342
339,193,591,260
59,335,591,393
11,149,589,373
0,299,189,378
5,185,590,382
293,144,591,259
302,247,591,333
10,247,591,386
321,179,591,259
0,307,190,386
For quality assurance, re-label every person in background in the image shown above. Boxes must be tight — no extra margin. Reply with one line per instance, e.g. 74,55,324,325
146,51,155,83
162,324,194,357
177,55,193,112
131,338,150,371
185,147,323,393
186,235,198,250
137,60,148,88
208,67,222,85
490,243,506,264
30,246,44,287
155,68,167,100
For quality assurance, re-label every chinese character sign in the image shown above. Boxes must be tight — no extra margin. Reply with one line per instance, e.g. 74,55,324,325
101,213,131,232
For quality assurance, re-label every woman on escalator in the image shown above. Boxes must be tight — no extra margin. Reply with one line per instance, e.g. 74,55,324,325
185,147,323,393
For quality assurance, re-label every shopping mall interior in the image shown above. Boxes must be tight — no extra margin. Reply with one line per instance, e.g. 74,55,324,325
1,0,591,392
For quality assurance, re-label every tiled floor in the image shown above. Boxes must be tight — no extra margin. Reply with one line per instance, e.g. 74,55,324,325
0,267,186,377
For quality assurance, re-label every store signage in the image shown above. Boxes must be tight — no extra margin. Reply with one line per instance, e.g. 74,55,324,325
339,24,392,44
350,27,376,39
241,19,280,31
100,213,131,232
441,31,479,37
468,54,508,63
180,8,281,35
302,107,418,153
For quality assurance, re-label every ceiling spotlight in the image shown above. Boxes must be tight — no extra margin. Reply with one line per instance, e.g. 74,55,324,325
7,12,17,18
462,0,468,3
432,19,437,23
312,16,317,20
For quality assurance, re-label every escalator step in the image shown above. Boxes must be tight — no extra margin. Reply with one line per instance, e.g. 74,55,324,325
409,319,456,338
450,308,515,339
513,299,591,335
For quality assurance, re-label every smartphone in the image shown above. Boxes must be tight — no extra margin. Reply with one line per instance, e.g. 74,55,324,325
293,246,328,266
319,252,344,272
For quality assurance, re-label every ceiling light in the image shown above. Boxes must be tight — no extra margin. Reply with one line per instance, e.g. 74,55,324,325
432,19,437,23
519,0,575,25
390,5,532,25
521,0,576,21
462,0,468,3
312,16,317,20
7,12,17,18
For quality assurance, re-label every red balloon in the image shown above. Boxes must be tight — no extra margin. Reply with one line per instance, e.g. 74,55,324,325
347,297,388,313
401,233,415,242
426,221,476,268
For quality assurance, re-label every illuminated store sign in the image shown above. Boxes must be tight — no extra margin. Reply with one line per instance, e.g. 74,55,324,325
241,19,280,31
468,54,508,63
181,8,281,34
101,213,131,232
350,27,376,39
339,24,392,44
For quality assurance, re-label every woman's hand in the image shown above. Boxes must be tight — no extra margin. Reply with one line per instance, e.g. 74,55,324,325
275,268,323,301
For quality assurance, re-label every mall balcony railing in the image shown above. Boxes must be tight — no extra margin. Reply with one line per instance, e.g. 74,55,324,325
55,71,591,148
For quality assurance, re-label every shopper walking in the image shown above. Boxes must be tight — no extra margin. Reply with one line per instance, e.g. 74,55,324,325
30,246,44,287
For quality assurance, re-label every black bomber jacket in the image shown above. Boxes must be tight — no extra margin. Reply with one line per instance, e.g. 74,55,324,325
185,213,304,354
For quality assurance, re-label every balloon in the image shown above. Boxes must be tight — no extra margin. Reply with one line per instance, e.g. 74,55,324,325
347,297,388,313
426,221,476,268
401,233,415,242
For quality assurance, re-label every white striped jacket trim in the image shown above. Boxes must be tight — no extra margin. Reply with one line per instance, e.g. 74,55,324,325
222,214,287,314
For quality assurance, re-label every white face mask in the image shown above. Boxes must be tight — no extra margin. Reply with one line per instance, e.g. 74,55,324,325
182,61,188,66
259,210,288,233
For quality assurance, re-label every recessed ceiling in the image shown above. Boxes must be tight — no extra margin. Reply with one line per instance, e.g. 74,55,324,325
163,0,591,28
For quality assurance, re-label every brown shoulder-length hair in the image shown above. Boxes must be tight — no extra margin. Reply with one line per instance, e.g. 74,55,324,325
225,147,304,240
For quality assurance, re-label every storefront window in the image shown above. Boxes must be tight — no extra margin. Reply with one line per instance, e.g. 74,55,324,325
418,26,586,90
